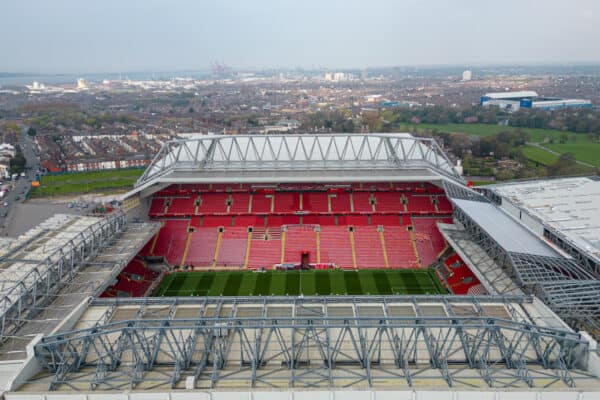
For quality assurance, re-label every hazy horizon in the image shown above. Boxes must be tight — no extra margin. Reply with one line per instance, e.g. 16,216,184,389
1,0,599,74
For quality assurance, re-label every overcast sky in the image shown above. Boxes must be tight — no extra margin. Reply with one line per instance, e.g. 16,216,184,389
1,0,599,73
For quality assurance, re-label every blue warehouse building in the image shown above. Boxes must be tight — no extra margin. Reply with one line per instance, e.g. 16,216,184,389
481,91,592,111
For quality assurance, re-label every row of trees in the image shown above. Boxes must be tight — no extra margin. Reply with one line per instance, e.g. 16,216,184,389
380,106,503,126
509,108,600,133
426,129,597,180
301,110,355,133
377,105,600,137
435,130,530,159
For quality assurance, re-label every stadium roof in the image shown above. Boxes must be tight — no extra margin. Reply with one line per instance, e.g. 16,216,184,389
129,133,462,197
483,91,539,99
490,177,600,266
0,213,159,362
451,199,558,257
445,181,600,327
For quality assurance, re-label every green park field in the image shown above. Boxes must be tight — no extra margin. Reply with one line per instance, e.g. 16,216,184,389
155,269,446,297
406,122,599,169
519,145,560,166
31,168,144,197
405,122,567,142
545,142,600,167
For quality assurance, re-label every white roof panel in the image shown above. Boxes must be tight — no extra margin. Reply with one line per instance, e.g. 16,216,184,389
452,198,559,257
484,91,539,99
491,177,600,263
135,133,463,191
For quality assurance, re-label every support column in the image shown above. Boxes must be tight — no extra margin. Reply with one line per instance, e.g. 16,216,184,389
379,229,390,269
212,230,223,268
243,231,252,269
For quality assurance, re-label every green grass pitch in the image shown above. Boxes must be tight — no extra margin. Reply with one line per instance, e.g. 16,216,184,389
31,168,144,197
154,269,446,297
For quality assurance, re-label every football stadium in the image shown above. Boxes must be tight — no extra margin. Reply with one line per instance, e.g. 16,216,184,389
1,133,600,399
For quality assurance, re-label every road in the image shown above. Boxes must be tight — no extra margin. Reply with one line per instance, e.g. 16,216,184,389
0,126,40,236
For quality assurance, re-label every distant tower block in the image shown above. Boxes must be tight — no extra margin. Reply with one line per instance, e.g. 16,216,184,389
77,78,87,90
462,70,472,81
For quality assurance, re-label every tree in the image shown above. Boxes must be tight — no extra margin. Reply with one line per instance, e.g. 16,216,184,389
449,134,472,157
547,153,577,176
27,127,37,137
559,133,568,144
303,111,356,133
558,152,576,165
9,147,26,174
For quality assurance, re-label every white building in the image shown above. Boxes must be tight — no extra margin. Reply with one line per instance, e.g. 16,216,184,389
325,72,353,82
0,143,16,158
462,70,472,81
480,91,539,111
76,78,87,90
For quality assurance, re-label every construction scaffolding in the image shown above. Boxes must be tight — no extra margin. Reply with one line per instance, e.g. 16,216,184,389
28,296,595,392
486,177,600,275
444,182,600,334
0,213,161,361
438,223,523,296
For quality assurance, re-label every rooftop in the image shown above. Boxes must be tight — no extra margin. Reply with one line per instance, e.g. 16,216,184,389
130,133,463,197
491,177,600,264
0,214,160,362
483,91,539,99
451,198,559,257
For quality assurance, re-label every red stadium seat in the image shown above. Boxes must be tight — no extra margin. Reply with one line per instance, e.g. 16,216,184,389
284,226,317,264
354,226,386,269
274,192,299,212
230,193,250,213
152,219,189,265
302,215,335,225
168,197,196,216
186,228,218,267
100,258,158,298
374,192,402,212
148,198,166,216
320,226,354,269
412,217,451,267
233,215,264,227
251,193,272,213
338,215,369,226
303,192,329,212
383,226,419,269
198,193,228,213
371,214,401,226
266,215,284,227
436,196,453,213
216,228,248,268
281,215,301,225
202,215,232,227
406,194,436,213
352,192,373,212
247,232,281,269
442,252,484,295
144,182,456,274
330,192,351,212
